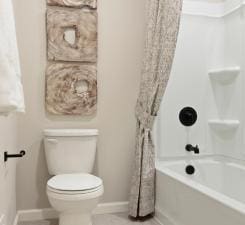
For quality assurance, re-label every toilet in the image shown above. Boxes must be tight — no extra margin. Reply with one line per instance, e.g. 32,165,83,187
44,129,103,225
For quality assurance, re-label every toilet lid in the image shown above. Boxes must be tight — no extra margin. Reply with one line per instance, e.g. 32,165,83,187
47,173,102,191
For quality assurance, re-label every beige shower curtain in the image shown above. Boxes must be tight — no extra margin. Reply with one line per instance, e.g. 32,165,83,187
129,0,183,218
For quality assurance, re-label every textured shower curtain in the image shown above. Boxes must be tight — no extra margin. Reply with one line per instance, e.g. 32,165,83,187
129,0,183,218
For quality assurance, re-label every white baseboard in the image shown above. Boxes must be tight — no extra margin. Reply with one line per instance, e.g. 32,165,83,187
0,214,5,225
155,207,180,225
93,201,128,215
17,208,58,222
13,214,19,225
16,201,129,222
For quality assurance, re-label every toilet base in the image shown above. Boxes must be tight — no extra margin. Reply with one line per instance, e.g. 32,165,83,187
60,212,92,225
46,181,104,225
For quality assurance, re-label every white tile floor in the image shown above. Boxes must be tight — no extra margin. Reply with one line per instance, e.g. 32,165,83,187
18,213,160,225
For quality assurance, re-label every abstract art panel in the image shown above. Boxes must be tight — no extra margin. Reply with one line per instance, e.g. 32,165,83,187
46,62,97,115
47,8,97,62
47,0,97,8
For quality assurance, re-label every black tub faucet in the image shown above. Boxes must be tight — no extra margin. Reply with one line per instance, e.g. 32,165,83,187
185,144,199,154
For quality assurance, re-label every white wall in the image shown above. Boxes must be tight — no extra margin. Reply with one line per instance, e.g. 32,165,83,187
212,7,244,159
13,0,146,210
155,12,224,158
0,116,18,225
155,2,245,160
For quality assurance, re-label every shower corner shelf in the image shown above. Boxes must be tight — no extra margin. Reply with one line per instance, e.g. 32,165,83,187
208,66,240,85
208,119,240,132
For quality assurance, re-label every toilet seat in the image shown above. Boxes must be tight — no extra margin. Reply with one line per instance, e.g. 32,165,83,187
47,185,103,195
47,173,103,195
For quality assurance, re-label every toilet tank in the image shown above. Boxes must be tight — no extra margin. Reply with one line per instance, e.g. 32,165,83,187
44,129,98,175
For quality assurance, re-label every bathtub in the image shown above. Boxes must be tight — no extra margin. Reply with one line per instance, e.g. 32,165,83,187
155,155,245,225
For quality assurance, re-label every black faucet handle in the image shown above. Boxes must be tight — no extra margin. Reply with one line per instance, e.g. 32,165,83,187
194,145,200,154
185,144,200,154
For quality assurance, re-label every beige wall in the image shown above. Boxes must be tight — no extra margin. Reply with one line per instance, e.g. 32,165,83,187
13,0,146,209
0,115,18,225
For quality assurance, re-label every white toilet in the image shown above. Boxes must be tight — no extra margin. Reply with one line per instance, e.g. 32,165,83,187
44,129,103,225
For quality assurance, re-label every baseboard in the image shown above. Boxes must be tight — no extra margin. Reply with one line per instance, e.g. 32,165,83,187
93,201,128,215
155,207,180,225
16,201,129,222
13,213,19,225
17,208,58,222
154,214,164,225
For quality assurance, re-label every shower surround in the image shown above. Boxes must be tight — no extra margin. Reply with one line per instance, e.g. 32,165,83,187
154,0,245,224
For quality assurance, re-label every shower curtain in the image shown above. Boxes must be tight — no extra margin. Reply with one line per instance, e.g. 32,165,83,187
129,0,183,218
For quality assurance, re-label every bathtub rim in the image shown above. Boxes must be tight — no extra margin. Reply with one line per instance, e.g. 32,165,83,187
155,154,245,216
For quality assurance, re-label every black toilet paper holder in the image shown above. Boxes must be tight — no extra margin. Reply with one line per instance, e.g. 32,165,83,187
4,150,26,162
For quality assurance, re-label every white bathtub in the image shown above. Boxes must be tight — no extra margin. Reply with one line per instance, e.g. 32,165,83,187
155,155,245,225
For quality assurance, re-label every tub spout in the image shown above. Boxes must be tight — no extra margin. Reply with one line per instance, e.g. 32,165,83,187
186,144,199,154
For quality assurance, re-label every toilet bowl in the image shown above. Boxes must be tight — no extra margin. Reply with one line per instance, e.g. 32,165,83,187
44,129,103,225
47,174,103,225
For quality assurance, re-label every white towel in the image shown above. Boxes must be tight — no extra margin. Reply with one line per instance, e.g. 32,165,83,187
0,0,25,115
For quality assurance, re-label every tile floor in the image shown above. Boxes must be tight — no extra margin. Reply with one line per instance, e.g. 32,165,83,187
18,213,160,225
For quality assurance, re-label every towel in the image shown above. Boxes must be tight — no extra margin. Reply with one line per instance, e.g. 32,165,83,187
0,0,25,115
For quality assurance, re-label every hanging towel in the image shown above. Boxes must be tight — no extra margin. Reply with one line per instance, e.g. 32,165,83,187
0,0,25,115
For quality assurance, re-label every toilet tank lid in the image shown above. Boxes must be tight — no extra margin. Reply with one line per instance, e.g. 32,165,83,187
44,129,99,137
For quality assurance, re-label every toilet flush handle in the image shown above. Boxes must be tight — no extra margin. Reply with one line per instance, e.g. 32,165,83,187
46,139,58,144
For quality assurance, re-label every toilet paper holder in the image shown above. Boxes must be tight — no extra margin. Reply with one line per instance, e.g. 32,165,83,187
4,150,26,162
